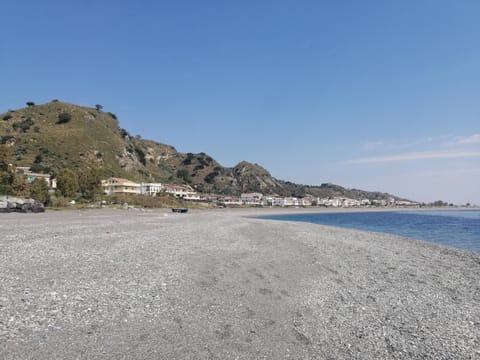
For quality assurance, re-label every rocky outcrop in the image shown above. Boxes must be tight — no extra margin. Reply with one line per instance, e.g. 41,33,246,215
0,196,45,213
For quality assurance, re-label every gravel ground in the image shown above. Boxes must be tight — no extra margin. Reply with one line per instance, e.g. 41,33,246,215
1,208,479,359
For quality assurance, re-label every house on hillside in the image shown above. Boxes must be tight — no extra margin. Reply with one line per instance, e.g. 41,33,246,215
15,167,56,189
102,177,140,195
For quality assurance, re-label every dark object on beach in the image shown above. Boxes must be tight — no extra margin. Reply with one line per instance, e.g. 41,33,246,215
171,208,188,213
0,196,45,213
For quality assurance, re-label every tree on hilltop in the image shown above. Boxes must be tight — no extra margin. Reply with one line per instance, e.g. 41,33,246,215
95,104,103,111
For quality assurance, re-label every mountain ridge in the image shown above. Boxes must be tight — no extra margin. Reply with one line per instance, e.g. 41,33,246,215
1,101,406,201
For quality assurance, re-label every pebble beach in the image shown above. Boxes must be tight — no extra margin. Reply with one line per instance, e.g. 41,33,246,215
1,208,479,359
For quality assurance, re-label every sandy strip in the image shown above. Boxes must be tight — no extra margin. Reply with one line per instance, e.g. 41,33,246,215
1,208,479,359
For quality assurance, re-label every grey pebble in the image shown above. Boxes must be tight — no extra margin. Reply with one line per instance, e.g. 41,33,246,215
0,208,479,359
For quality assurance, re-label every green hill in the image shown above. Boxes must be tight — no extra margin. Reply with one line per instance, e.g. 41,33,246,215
1,101,405,201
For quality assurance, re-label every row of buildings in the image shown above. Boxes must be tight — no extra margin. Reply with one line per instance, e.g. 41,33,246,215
101,177,201,200
13,169,419,208
101,178,419,208
221,192,418,208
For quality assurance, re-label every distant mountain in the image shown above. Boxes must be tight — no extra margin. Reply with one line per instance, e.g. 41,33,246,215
0,101,405,201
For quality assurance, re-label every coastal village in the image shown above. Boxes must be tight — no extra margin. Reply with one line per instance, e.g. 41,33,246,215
102,177,419,207
16,166,420,208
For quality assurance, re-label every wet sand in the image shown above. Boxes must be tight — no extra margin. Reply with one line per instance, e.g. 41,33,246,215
1,208,479,359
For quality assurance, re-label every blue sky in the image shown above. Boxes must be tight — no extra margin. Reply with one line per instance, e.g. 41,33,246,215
1,1,479,204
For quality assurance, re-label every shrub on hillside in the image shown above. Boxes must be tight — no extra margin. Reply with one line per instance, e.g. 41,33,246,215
176,169,191,183
34,153,43,164
57,112,72,124
12,118,34,132
2,114,12,121
119,128,130,138
0,136,15,145
182,153,195,165
204,171,219,184
13,145,27,157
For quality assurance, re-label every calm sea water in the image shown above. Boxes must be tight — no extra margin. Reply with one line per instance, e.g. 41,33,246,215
260,210,480,253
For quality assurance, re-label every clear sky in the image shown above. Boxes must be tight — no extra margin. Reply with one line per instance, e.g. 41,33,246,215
2,0,479,204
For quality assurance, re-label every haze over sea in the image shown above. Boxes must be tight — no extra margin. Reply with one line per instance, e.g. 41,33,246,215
261,210,480,253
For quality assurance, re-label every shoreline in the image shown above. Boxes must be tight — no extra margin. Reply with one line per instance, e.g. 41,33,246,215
193,205,480,228
39,203,480,216
239,206,480,255
1,209,479,359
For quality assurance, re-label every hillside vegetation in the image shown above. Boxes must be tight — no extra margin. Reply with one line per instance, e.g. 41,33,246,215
1,101,403,200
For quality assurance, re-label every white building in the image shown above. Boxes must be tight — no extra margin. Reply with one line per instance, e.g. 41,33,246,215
15,167,56,189
318,198,342,207
262,195,275,206
140,183,163,196
184,193,201,201
342,198,361,207
200,194,220,202
318,197,361,207
102,177,141,195
218,196,243,206
299,197,313,206
241,192,263,205
372,199,387,207
164,184,198,199
272,197,299,207
360,199,371,206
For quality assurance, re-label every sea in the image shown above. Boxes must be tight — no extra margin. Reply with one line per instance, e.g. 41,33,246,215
259,210,480,253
